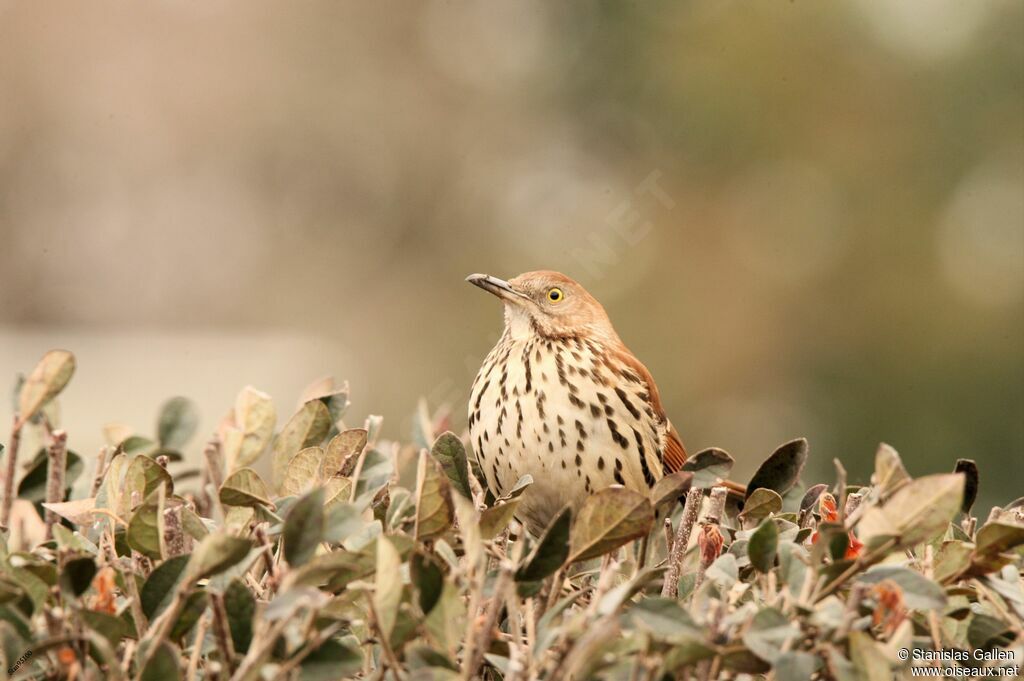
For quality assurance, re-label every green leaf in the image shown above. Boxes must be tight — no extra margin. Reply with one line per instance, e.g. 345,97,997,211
373,537,403,640
516,506,572,583
774,652,819,681
934,540,974,583
649,471,693,511
81,610,128,647
127,491,163,560
498,474,533,501
738,488,783,526
281,447,324,498
284,488,326,566
706,553,739,590
170,590,207,639
967,613,1015,650
317,387,350,427
746,438,807,500
742,607,798,663
141,555,191,619
4,567,47,614
124,454,173,501
748,519,779,573
848,631,891,681
662,637,717,671
354,449,393,504
681,448,734,489
626,597,701,638
424,581,465,655
299,637,363,681
121,435,157,456
410,551,444,615
156,397,199,450
873,443,910,498
568,488,654,563
974,521,1024,558
323,503,364,544
58,556,96,598
140,642,181,681
799,483,828,513
430,432,472,500
322,429,367,478
859,473,965,548
17,350,75,424
415,450,454,541
219,468,273,508
186,533,253,582
17,448,83,503
479,499,520,540
856,566,947,610
273,400,332,487
224,578,255,653
228,386,276,470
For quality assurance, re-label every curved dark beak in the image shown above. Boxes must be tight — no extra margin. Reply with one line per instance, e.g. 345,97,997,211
466,273,527,302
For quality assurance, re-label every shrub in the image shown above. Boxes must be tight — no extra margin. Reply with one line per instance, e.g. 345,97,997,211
0,350,1021,680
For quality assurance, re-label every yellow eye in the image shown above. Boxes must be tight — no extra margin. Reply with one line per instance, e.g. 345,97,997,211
547,287,564,303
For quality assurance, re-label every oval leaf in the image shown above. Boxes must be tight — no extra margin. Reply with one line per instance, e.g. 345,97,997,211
284,488,326,566
230,387,276,470
17,350,76,424
649,471,693,511
748,519,779,573
859,473,965,548
568,488,654,564
516,505,572,583
746,439,807,500
681,448,735,489
186,533,253,583
431,432,472,500
415,450,454,541
954,458,979,514
322,428,368,479
157,397,199,450
739,488,783,526
273,400,331,487
219,468,273,508
281,447,324,498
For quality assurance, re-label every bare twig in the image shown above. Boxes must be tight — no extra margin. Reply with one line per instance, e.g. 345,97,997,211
228,614,291,681
465,561,513,679
662,488,703,598
163,505,188,558
203,437,225,490
366,596,405,680
185,612,211,681
704,486,728,525
44,430,69,540
90,446,110,497
844,491,864,518
1,414,23,530
209,591,237,673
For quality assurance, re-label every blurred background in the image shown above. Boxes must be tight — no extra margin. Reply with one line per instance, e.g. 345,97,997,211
1,1,1022,510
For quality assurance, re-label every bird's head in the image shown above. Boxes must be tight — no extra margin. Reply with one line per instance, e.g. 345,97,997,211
466,270,618,341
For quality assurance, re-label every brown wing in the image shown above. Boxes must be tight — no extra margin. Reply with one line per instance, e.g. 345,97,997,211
662,422,688,474
609,346,688,475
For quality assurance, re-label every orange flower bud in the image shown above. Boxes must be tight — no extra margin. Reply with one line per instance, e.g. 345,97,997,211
818,493,839,523
699,523,724,566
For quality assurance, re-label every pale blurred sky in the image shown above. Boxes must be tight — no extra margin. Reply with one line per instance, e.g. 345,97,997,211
1,1,1021,507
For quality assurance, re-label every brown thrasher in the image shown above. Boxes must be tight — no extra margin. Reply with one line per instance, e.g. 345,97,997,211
467,270,696,535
